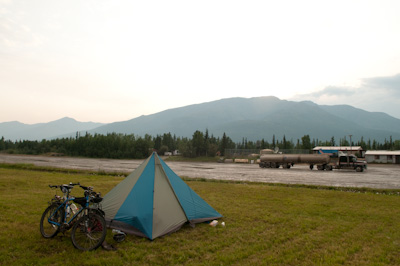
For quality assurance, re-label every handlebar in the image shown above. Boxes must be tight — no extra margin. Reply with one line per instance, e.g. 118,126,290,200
49,182,80,189
48,183,99,196
79,185,93,191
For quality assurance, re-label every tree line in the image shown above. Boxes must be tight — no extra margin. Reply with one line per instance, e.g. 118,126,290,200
0,131,399,159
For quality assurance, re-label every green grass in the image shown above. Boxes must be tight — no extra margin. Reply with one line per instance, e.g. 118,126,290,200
1,167,400,265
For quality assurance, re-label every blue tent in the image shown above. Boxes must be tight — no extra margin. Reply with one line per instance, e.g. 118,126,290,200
102,152,222,240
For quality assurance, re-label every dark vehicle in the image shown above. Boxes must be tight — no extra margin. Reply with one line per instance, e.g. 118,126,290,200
317,154,367,172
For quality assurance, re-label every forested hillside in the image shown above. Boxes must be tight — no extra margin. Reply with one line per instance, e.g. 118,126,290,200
1,130,398,159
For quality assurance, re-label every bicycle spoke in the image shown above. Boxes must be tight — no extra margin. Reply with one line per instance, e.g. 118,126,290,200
71,213,106,251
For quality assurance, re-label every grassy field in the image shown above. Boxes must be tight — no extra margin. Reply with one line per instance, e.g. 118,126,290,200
1,166,400,265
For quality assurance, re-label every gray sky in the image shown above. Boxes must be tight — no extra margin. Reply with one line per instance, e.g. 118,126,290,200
1,0,400,124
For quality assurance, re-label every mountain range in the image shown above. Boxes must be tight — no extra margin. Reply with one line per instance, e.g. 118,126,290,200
0,118,104,141
1,96,400,143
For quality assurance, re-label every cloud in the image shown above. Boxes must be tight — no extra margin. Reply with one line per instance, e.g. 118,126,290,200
0,14,43,49
290,73,400,119
362,73,400,96
307,86,356,98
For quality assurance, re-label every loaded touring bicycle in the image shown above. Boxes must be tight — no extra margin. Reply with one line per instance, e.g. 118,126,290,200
39,182,106,251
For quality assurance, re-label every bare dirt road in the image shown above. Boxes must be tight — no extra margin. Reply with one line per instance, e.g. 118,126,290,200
1,154,399,189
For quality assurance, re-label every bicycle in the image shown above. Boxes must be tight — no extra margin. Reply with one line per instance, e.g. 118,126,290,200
39,182,107,251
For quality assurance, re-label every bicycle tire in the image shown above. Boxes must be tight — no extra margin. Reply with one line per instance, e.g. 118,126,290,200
70,213,107,251
40,204,64,238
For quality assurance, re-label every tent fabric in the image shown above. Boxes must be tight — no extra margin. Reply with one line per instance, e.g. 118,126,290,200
102,152,222,240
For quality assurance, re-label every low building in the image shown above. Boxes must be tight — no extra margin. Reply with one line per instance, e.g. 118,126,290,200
164,150,180,156
364,150,400,164
313,146,364,157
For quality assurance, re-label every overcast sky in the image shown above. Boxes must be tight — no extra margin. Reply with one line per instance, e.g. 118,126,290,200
1,0,400,124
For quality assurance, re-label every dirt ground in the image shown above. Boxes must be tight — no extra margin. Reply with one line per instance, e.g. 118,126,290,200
1,154,400,189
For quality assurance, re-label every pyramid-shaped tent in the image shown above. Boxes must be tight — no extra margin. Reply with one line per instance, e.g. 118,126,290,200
102,152,222,240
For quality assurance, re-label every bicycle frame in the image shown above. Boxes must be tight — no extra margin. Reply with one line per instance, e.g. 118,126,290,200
48,196,89,227
47,184,92,228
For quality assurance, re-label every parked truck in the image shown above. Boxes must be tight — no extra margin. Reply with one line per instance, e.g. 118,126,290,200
259,153,367,172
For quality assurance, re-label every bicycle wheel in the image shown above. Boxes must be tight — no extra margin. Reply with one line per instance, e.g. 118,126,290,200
71,213,107,251
40,204,64,238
